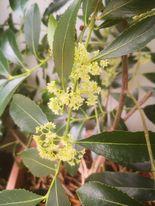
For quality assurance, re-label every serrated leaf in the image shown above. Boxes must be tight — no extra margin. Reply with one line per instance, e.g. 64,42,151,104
53,0,82,87
24,3,41,54
102,0,155,19
0,189,43,206
0,50,9,78
78,131,155,167
0,75,27,117
82,0,96,25
94,16,155,60
144,72,155,83
77,181,143,206
47,15,57,52
21,148,56,177
46,179,71,206
144,104,155,124
10,94,48,133
0,30,24,66
87,172,155,201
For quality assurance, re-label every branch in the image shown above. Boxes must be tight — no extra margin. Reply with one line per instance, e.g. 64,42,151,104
111,55,128,130
124,91,153,121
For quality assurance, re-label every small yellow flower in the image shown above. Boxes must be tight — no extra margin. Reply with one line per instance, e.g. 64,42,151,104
33,123,84,165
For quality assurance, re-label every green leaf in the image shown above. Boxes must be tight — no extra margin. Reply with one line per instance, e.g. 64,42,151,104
0,189,43,206
144,72,155,83
102,0,155,19
144,104,155,124
46,179,71,206
87,172,155,201
53,0,82,86
82,0,96,25
0,75,27,117
43,0,69,25
0,30,24,66
94,16,155,60
47,15,57,52
77,181,143,206
0,80,7,88
9,0,28,12
78,131,155,166
21,148,56,177
24,3,41,54
0,50,9,78
10,94,48,133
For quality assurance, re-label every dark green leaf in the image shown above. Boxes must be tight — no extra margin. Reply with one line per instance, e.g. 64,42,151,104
94,16,155,60
21,148,56,177
0,189,43,206
144,72,155,83
9,0,28,12
144,104,155,124
77,181,143,206
0,75,27,117
43,0,69,25
82,0,96,25
47,15,57,52
0,30,24,66
78,131,155,166
102,0,155,19
46,179,71,206
0,50,9,78
10,94,48,133
99,19,121,29
24,3,41,54
53,0,82,86
87,172,155,201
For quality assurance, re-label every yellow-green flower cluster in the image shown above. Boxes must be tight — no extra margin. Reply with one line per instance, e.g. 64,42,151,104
33,122,84,165
101,59,118,88
48,43,108,114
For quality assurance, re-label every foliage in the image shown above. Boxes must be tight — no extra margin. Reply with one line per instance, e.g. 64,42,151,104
0,0,155,205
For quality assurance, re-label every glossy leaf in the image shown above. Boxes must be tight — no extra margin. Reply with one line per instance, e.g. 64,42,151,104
0,189,43,206
87,172,155,201
21,148,56,177
0,50,9,78
53,0,81,86
77,181,143,206
46,179,71,206
47,15,57,52
0,75,27,117
144,72,155,83
144,104,155,124
24,4,41,54
78,131,155,166
0,30,24,65
10,94,48,133
82,0,96,25
102,0,155,19
94,16,155,60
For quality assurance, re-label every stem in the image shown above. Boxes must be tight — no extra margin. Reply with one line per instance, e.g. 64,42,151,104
124,91,152,121
0,141,18,150
64,108,73,135
128,92,155,179
45,160,61,200
111,55,128,130
95,107,100,133
85,0,100,48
